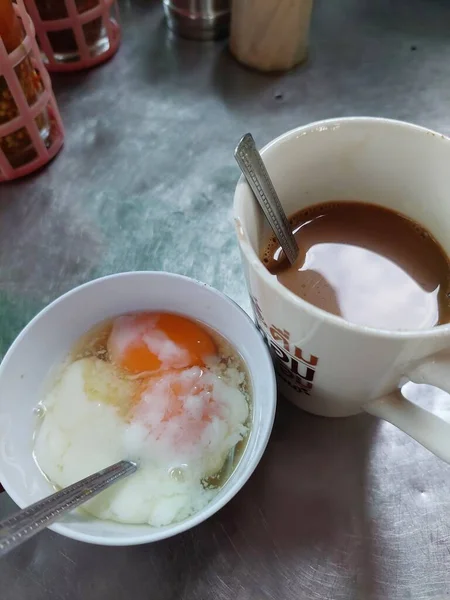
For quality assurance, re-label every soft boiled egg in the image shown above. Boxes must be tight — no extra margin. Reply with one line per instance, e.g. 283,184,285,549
107,312,217,375
129,366,249,476
34,311,251,527
34,356,249,526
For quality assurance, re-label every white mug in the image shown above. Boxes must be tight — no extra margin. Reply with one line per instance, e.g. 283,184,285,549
234,117,450,463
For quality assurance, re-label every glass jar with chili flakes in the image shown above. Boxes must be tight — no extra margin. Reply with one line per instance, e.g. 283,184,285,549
0,0,63,180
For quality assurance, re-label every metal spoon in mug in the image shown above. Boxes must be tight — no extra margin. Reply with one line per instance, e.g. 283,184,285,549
0,459,137,558
234,133,299,266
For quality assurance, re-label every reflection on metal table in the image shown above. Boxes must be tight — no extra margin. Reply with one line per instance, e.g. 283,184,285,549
1,0,450,598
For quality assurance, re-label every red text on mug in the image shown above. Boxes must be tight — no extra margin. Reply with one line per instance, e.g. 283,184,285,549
251,296,319,395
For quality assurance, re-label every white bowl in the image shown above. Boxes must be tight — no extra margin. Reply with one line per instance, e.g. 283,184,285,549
0,272,276,546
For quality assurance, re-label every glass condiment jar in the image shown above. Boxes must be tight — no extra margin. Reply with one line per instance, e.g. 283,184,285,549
0,0,63,180
25,0,121,70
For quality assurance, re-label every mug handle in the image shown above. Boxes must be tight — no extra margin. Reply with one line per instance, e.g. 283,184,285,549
364,352,450,463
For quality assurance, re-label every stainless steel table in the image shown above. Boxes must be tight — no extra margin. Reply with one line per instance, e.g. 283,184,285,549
1,0,450,597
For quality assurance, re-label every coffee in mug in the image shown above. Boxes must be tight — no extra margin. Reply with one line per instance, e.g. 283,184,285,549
262,201,450,330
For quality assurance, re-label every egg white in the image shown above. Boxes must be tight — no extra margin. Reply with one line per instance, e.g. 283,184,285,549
34,356,249,527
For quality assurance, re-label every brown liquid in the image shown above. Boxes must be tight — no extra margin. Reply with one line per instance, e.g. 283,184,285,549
263,202,450,330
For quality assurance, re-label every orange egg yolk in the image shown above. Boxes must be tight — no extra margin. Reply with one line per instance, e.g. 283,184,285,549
108,312,217,375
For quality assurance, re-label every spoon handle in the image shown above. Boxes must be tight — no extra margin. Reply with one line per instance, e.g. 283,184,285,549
234,133,299,265
0,460,137,558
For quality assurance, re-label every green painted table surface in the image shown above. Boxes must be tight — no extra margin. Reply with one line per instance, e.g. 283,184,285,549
2,0,450,598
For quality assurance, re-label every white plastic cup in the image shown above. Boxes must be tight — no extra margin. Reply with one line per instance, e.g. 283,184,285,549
0,272,276,546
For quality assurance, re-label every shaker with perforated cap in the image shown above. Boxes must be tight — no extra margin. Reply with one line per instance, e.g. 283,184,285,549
163,0,230,41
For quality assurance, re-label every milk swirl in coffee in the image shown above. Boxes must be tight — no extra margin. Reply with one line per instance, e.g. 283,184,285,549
262,202,450,330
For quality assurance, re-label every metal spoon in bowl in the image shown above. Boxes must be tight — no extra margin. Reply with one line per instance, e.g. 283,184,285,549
0,459,137,558
234,133,299,266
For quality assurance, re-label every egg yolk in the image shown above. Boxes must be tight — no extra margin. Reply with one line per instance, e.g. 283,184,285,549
108,312,217,375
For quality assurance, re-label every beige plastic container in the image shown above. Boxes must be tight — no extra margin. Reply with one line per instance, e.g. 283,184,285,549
230,0,313,72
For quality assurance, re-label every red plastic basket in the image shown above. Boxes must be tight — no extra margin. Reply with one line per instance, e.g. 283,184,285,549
0,1,64,181
24,0,121,71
